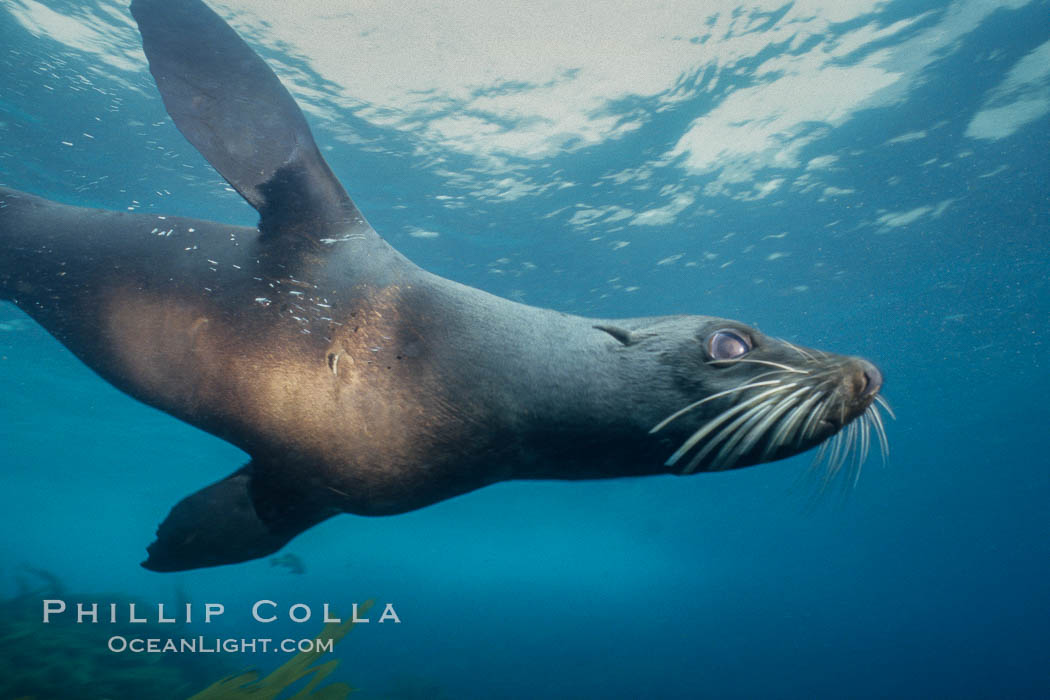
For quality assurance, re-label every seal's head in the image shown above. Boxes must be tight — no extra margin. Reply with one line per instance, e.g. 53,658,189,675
599,316,891,481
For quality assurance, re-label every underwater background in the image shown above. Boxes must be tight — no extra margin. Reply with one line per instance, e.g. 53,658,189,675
0,0,1048,697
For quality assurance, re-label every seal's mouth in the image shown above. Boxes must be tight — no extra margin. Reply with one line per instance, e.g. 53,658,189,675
650,355,893,484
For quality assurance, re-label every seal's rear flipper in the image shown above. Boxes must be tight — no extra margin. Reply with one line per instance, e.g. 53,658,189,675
130,0,371,241
142,463,336,572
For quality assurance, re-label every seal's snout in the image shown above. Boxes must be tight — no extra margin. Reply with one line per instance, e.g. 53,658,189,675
650,334,893,476
858,360,882,399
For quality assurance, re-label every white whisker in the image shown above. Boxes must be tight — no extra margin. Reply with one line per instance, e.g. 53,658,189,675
800,395,830,441
668,385,796,471
772,391,822,451
650,377,786,434
721,395,798,468
801,392,893,496
816,432,842,488
869,403,890,464
853,413,872,487
873,394,896,420
692,400,778,473
842,420,861,490
827,425,851,480
778,338,818,363
747,387,809,461
813,437,830,466
707,357,810,374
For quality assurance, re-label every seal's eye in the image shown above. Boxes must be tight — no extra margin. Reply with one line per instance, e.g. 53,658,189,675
707,329,751,360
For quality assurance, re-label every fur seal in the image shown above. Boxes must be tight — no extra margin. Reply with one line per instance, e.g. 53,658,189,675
0,0,889,572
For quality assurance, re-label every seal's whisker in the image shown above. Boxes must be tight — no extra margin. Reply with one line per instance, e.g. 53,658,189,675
677,385,802,473
855,418,866,475
784,368,841,401
852,419,860,474
844,422,859,474
801,395,830,441
812,433,830,471
734,388,806,465
747,388,808,461
764,401,806,456
869,402,890,464
825,428,849,482
853,413,871,487
834,426,852,491
801,395,891,495
797,392,831,440
813,432,838,489
683,393,790,473
842,422,859,477
711,389,807,470
699,401,779,472
650,375,787,434
873,393,896,420
708,357,810,374
768,401,807,451
778,338,818,363
772,391,821,451
814,432,831,482
667,386,793,469
841,420,861,490
831,431,849,482
744,369,794,383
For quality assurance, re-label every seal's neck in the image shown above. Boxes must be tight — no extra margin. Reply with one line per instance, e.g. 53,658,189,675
513,320,675,480
423,280,672,480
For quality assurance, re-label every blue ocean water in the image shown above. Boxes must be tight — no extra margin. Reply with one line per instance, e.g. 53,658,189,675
1,0,1048,698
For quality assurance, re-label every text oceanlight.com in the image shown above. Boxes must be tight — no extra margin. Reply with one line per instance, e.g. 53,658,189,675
108,636,336,654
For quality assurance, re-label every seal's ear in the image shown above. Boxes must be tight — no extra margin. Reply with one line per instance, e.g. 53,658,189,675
594,324,638,346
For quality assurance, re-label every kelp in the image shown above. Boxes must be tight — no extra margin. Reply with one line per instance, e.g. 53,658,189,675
0,568,230,700
0,568,372,700
188,600,373,700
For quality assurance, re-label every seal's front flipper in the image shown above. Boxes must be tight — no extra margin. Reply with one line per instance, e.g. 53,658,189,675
130,0,370,241
142,463,336,572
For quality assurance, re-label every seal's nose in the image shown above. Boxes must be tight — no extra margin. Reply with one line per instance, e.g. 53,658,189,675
858,360,882,398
